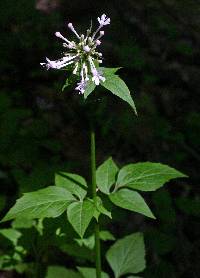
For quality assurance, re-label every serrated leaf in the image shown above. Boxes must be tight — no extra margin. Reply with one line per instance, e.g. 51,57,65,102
94,196,112,220
1,186,75,222
67,200,95,238
84,79,96,99
109,188,155,219
101,73,137,114
55,172,87,201
117,162,187,191
77,267,110,278
96,157,119,194
106,233,146,278
46,266,81,278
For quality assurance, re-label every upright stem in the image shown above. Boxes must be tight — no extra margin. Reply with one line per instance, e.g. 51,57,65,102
90,129,101,278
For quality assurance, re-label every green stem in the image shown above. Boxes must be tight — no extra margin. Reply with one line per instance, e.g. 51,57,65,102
90,129,101,278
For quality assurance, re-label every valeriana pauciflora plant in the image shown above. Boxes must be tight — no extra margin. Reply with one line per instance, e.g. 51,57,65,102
1,15,187,278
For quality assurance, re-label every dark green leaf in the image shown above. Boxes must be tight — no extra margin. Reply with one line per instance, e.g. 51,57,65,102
94,196,112,220
77,267,110,278
109,188,155,219
117,162,187,191
1,186,75,222
46,266,81,278
84,79,96,99
106,233,146,278
96,157,119,194
55,172,87,201
101,73,137,114
67,200,95,238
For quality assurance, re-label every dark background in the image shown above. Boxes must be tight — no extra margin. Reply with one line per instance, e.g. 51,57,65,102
0,0,200,277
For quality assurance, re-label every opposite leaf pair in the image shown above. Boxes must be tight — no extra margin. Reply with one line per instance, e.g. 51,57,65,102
1,158,186,239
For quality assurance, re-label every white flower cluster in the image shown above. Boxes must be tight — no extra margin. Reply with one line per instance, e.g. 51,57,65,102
40,14,110,94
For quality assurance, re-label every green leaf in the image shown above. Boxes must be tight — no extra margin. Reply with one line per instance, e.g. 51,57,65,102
109,188,155,219
96,157,119,194
101,73,137,114
106,233,146,278
77,267,110,278
1,186,75,222
11,217,35,229
101,67,121,75
55,172,87,201
94,196,112,220
0,229,21,246
75,234,95,250
117,162,187,191
100,230,115,241
84,79,96,99
46,266,81,278
76,230,115,250
67,200,95,238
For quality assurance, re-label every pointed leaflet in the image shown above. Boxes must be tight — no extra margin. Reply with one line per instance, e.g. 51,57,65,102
96,157,119,194
117,162,187,191
84,79,96,99
101,70,137,114
77,267,110,278
109,188,155,219
93,196,112,220
1,186,75,222
67,200,95,238
55,172,87,201
106,233,146,278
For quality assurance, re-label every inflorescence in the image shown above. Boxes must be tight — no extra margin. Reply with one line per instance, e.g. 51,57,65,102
40,14,110,94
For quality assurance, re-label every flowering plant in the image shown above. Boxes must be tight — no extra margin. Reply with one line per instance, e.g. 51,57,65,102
1,14,186,278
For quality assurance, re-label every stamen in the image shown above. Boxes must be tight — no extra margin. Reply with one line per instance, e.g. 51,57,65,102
68,23,80,39
55,32,71,44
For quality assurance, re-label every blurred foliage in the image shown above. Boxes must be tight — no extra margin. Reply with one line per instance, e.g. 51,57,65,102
0,0,199,277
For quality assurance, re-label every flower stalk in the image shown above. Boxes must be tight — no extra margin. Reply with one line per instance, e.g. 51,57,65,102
90,129,101,278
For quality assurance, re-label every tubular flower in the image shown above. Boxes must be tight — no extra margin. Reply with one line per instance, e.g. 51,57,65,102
40,14,110,94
